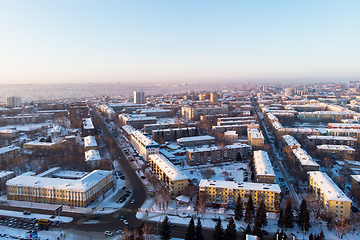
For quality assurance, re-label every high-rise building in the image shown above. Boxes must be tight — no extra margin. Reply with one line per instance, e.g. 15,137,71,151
134,91,145,104
69,102,88,128
210,92,218,103
284,88,294,96
6,97,22,108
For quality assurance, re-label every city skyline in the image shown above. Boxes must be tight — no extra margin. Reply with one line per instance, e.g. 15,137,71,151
0,0,359,84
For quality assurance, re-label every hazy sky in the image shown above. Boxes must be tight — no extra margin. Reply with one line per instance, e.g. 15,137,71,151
0,1,359,84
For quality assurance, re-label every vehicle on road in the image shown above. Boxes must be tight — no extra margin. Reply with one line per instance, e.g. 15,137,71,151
105,231,113,236
117,230,124,234
131,199,135,204
239,227,245,232
123,219,129,225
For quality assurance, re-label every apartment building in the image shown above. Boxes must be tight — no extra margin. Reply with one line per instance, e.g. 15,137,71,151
24,140,63,151
0,171,15,193
82,118,95,137
99,104,116,121
328,123,360,129
130,131,159,161
307,135,357,149
253,150,275,184
181,106,228,121
177,135,215,147
247,129,264,149
199,179,281,211
217,120,256,126
144,123,185,134
152,127,196,143
134,90,145,104
139,108,171,118
0,146,20,164
308,171,352,218
69,102,88,128
7,170,113,207
326,129,360,139
298,111,349,123
316,145,355,160
212,123,259,135
0,129,19,139
291,148,319,172
148,154,189,196
186,144,251,166
84,136,98,151
282,135,301,149
119,113,157,129
351,175,360,190
85,149,102,169
224,131,238,145
6,96,22,108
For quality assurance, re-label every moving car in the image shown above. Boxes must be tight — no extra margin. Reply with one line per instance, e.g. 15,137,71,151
105,231,113,236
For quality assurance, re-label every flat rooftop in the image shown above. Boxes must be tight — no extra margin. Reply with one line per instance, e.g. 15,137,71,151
199,179,281,192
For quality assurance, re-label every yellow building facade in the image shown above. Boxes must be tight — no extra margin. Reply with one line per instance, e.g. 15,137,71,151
308,171,352,218
199,179,281,211
7,170,113,207
149,154,189,196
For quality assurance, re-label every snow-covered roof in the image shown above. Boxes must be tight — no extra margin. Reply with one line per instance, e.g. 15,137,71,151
0,145,20,154
199,179,281,192
84,136,97,148
149,154,188,181
248,128,264,139
351,175,360,183
307,135,357,141
53,170,89,179
24,141,58,147
292,148,319,167
177,135,214,144
7,170,111,192
0,171,14,178
85,149,101,162
253,150,275,177
122,125,136,135
282,135,301,148
308,171,352,202
50,125,62,133
131,131,159,147
187,143,251,153
328,123,360,128
316,145,355,151
82,118,94,130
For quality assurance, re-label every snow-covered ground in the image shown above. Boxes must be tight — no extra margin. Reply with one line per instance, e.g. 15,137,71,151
0,210,72,223
181,162,248,183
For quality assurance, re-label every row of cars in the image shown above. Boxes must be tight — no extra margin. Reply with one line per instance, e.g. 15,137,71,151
0,217,39,231
117,188,132,203
278,177,290,194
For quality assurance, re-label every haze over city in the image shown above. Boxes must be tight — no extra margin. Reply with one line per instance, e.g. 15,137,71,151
0,0,359,84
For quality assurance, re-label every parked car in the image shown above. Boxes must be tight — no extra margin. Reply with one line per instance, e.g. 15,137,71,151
117,230,124,234
104,231,113,236
239,227,245,232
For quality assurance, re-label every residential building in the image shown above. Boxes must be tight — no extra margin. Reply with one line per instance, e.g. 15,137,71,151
152,127,197,143
186,144,251,166
134,91,145,104
69,102,88,128
212,123,259,135
326,128,360,139
0,171,15,193
6,96,22,108
148,154,189,196
85,149,102,169
84,136,98,151
24,140,63,151
199,179,281,211
82,118,95,137
0,146,20,164
119,113,157,129
351,175,360,190
247,129,264,149
181,105,228,121
177,135,215,147
0,129,19,139
298,111,350,123
308,171,352,218
7,170,113,207
210,92,218,103
224,131,238,145
253,150,275,184
291,148,319,172
130,131,159,161
307,135,357,148
316,145,355,160
282,135,301,149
